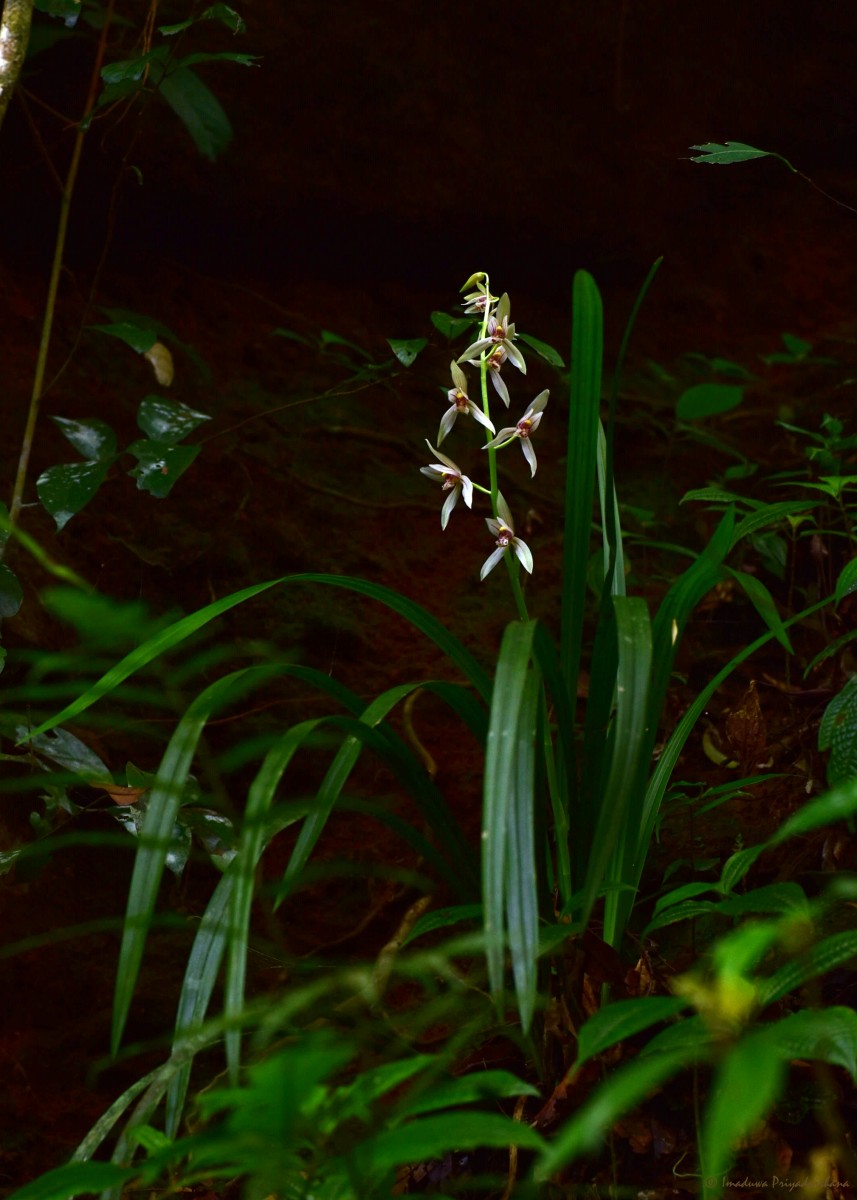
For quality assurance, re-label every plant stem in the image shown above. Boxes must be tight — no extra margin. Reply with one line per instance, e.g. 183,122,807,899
6,0,115,537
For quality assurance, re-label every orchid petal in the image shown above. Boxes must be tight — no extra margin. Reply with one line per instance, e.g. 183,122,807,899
467,403,496,434
450,360,468,393
438,406,458,444
489,370,511,408
426,440,461,472
504,341,527,373
496,494,515,529
521,438,538,477
482,426,517,450
440,485,459,530
513,537,534,574
480,545,507,580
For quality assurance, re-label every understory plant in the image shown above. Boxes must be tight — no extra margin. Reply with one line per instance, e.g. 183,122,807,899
6,268,857,1199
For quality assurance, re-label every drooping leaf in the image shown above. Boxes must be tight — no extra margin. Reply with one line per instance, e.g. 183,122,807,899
157,66,233,160
51,416,117,462
517,331,565,367
137,396,209,444
101,49,164,85
726,567,792,652
36,461,110,530
127,440,201,498
430,311,474,340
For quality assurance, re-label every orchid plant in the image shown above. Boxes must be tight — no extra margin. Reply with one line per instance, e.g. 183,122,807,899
421,274,549,608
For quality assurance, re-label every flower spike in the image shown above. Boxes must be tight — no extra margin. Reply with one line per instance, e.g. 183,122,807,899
458,293,527,374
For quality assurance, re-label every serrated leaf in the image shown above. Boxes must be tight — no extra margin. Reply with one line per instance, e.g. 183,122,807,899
127,441,200,498
51,416,117,462
137,396,209,443
688,141,775,165
157,66,233,161
36,461,110,530
386,337,427,367
676,382,743,420
0,562,23,618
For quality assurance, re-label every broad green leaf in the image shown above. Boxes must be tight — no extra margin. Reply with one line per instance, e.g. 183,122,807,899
430,311,474,340
731,499,816,547
676,382,743,420
517,331,565,367
157,66,233,161
700,1033,786,1189
386,337,427,367
819,677,857,784
7,1161,138,1200
534,1049,691,1180
137,395,210,444
575,997,690,1069
757,931,857,1007
36,460,109,530
127,440,200,497
641,1013,711,1058
0,562,23,618
101,50,164,85
771,779,857,844
89,320,157,354
51,416,117,462
763,1006,857,1079
715,881,808,918
688,141,779,166
17,725,110,781
356,1111,545,1176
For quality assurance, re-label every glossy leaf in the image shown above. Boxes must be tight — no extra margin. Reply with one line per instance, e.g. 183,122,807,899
36,460,110,530
127,440,200,497
51,416,117,462
137,395,209,444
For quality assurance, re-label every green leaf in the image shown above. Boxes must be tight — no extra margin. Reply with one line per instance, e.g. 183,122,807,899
700,1033,786,1185
517,331,565,367
89,320,157,354
7,1161,138,1200
157,66,233,161
676,382,743,420
430,311,474,340
18,726,110,781
726,567,792,652
172,50,259,71
397,1069,539,1117
137,395,210,444
0,562,23,618
482,620,539,1028
34,0,81,20
575,997,690,1069
160,5,246,35
835,556,857,604
51,416,117,462
127,440,201,497
101,50,164,85
36,461,110,530
403,903,483,945
757,930,857,1007
763,1006,857,1079
356,1111,545,1176
688,141,778,166
819,677,857,784
386,337,427,367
